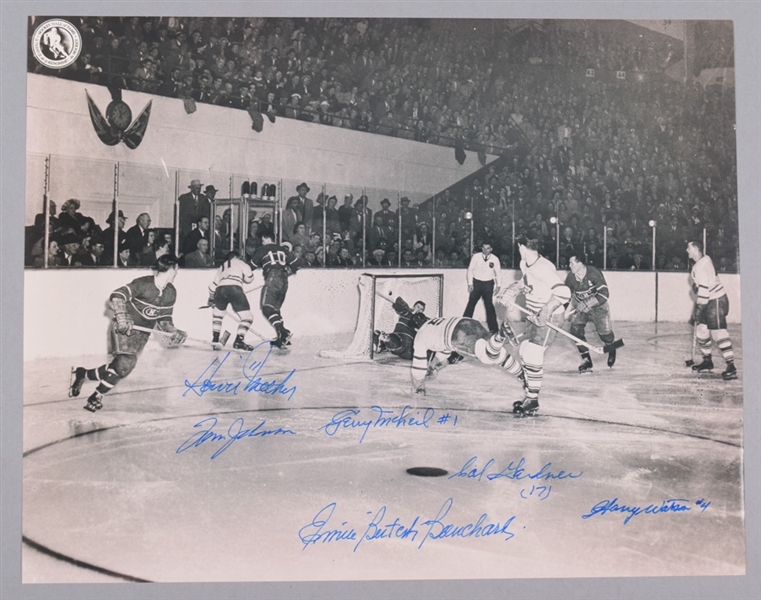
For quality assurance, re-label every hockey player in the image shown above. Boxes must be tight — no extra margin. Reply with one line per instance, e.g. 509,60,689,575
500,235,572,415
374,297,429,360
411,316,519,395
687,241,737,380
70,255,187,412
207,251,258,351
564,254,618,373
250,233,297,349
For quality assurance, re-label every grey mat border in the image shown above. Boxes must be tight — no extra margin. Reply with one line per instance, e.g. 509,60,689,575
2,2,759,599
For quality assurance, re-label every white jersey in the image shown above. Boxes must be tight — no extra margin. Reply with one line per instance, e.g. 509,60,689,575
520,255,570,314
467,252,501,285
414,317,463,354
412,317,463,379
208,256,255,294
690,255,725,304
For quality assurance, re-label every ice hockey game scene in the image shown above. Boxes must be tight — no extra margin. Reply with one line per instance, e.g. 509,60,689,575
19,14,746,585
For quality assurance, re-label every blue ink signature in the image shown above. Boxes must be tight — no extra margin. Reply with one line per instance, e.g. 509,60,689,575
449,456,583,484
176,417,296,459
520,485,552,500
581,497,706,524
318,405,457,443
298,498,517,552
182,341,297,401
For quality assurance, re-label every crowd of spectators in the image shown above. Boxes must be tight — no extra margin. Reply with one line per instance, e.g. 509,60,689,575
28,17,739,272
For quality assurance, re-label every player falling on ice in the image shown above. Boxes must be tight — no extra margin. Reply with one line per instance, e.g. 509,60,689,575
207,251,258,351
564,254,619,373
686,241,737,380
410,316,521,396
374,297,429,360
70,255,187,412
250,233,298,349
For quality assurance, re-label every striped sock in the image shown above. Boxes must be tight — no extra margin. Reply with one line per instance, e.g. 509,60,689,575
716,333,734,363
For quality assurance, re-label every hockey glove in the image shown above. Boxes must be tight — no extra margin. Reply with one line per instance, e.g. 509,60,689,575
528,307,548,327
207,291,216,307
111,297,133,335
576,296,600,314
170,329,188,346
393,296,410,315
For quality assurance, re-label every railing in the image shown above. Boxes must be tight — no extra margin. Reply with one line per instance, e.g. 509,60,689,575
26,154,738,274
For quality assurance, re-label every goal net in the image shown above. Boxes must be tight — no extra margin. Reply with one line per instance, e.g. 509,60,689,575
319,273,443,360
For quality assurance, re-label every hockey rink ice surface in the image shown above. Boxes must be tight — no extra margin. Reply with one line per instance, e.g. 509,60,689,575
22,321,744,583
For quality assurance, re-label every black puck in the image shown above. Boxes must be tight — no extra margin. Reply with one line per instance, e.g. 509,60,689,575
406,467,449,477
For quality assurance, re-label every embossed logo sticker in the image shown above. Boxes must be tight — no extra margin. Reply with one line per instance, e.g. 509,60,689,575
31,19,82,69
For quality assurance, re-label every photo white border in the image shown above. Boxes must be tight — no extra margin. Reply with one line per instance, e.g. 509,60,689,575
2,2,759,598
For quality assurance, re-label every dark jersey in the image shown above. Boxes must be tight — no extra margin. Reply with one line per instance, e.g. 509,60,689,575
110,275,177,328
392,297,429,340
251,243,297,278
564,265,609,306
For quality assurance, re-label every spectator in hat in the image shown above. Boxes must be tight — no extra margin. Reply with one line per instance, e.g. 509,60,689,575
205,184,218,202
376,198,396,231
368,247,387,267
287,182,313,236
58,199,85,236
87,236,107,266
59,233,84,267
398,196,416,240
338,194,354,233
116,238,132,268
178,179,210,250
102,209,127,263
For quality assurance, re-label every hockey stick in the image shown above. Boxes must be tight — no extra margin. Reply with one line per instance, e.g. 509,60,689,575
132,325,213,348
505,302,624,355
685,323,697,367
198,284,264,309
217,310,273,342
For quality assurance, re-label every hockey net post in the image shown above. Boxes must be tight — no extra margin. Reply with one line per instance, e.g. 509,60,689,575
319,273,443,360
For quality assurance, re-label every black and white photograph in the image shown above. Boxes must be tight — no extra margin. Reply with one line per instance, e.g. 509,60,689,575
5,3,759,596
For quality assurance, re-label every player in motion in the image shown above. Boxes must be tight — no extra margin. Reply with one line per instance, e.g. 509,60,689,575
564,254,618,373
70,255,187,412
499,236,571,415
411,316,519,395
374,297,429,360
43,27,69,59
251,233,298,349
208,251,258,351
687,241,737,380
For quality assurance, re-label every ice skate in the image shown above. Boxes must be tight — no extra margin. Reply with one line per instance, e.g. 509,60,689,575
578,356,594,374
448,351,464,364
271,327,292,350
69,367,86,397
233,335,254,352
211,332,223,351
83,391,103,412
513,397,539,417
692,356,714,373
607,347,617,368
373,330,388,353
722,362,738,380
